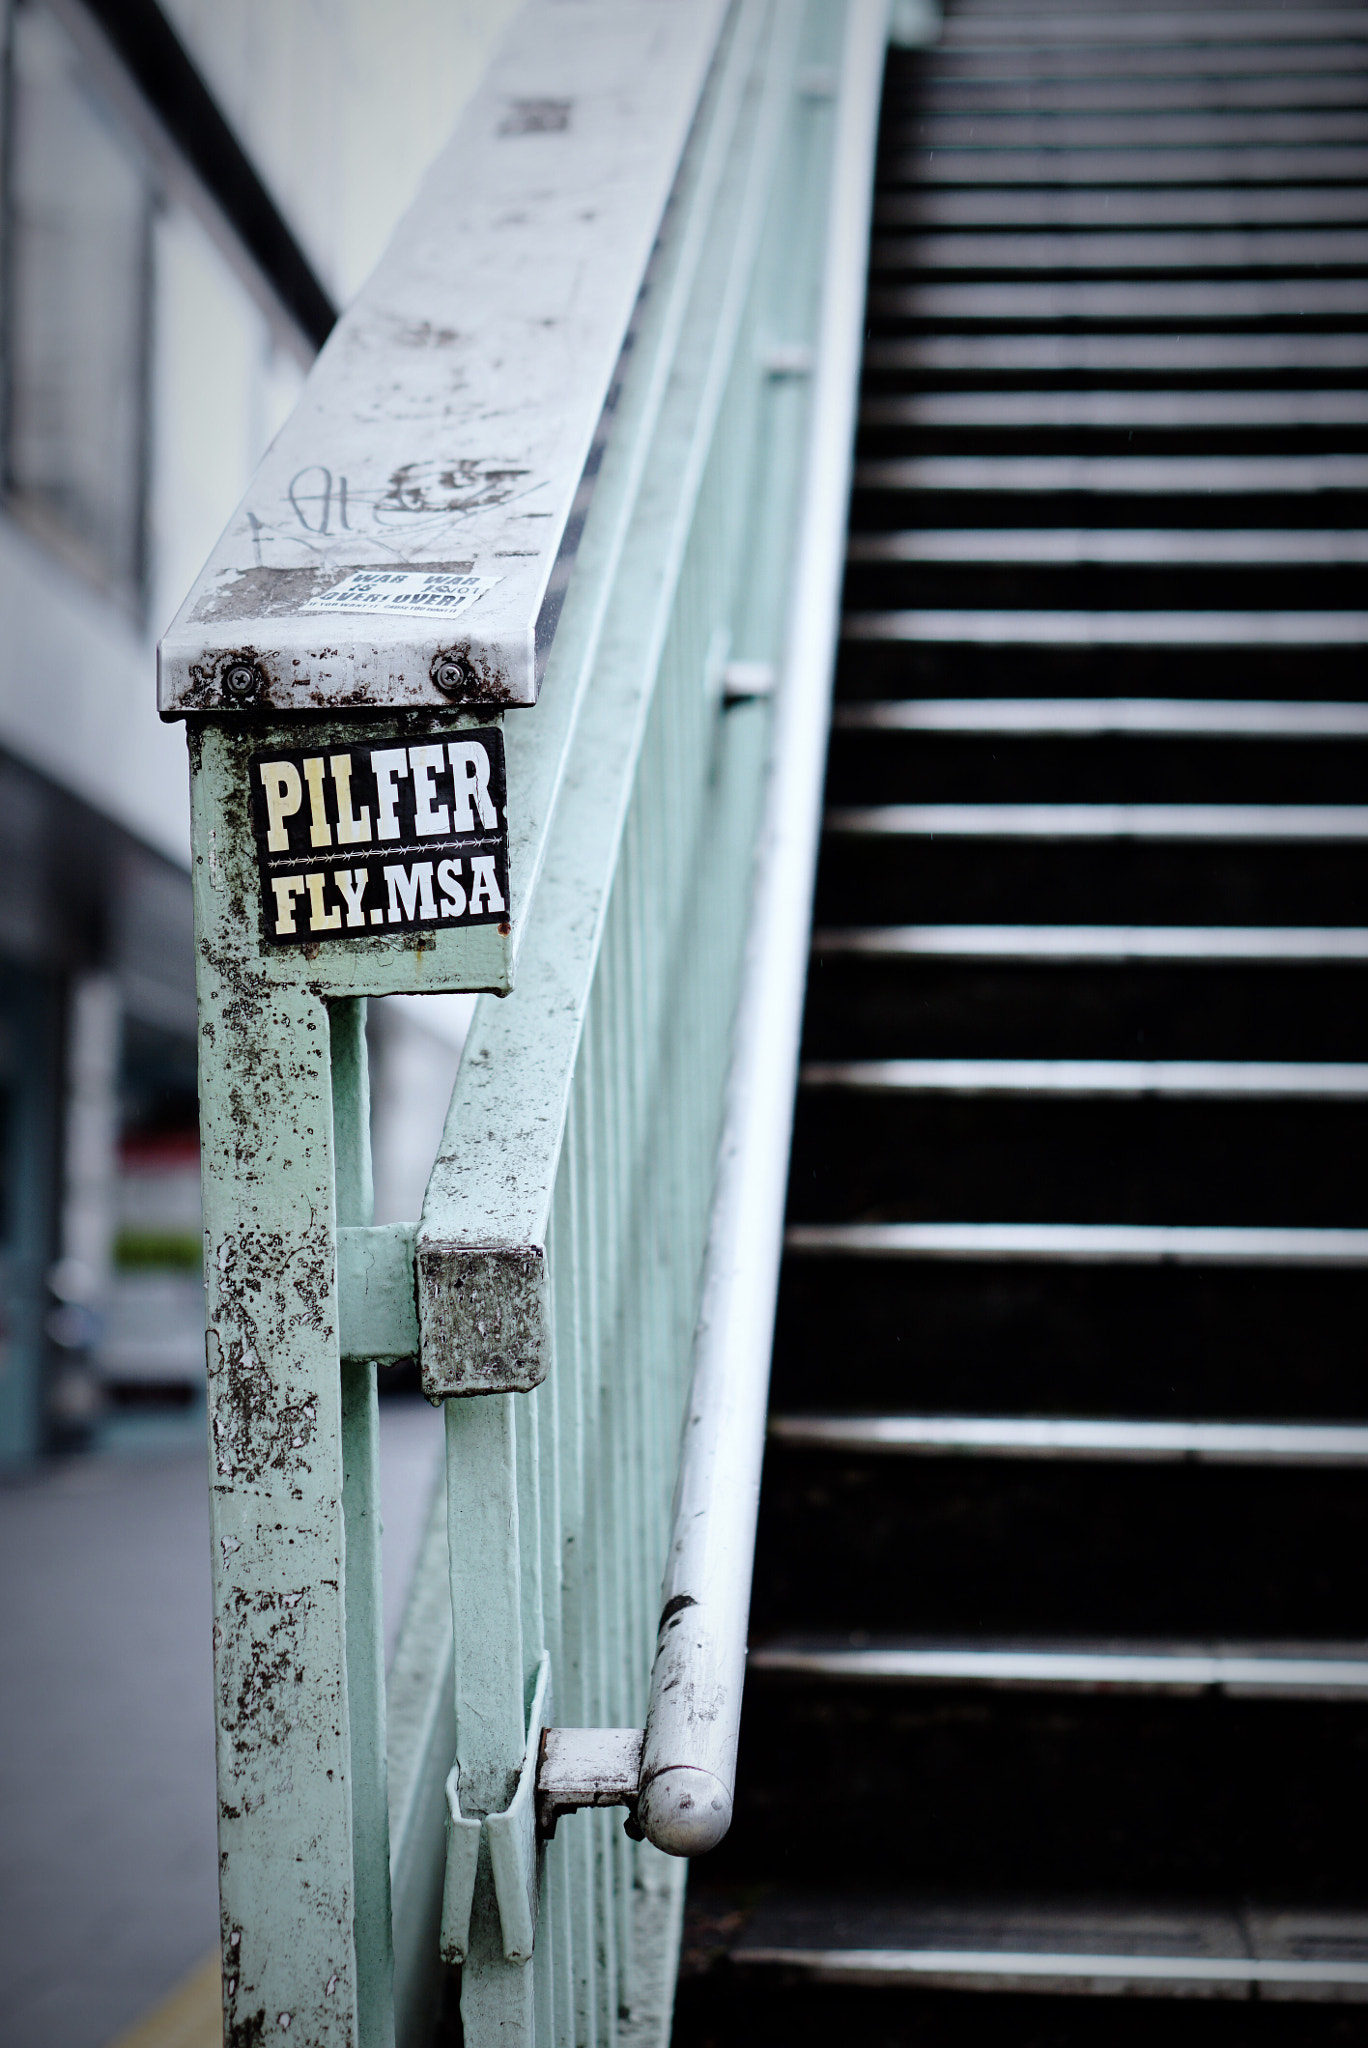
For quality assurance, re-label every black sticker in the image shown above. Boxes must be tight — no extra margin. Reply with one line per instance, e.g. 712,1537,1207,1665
249,729,509,947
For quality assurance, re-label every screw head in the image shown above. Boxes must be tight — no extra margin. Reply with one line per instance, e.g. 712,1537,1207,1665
221,659,262,702
431,650,475,697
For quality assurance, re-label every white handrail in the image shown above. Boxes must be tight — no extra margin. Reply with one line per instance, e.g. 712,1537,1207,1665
634,0,890,1857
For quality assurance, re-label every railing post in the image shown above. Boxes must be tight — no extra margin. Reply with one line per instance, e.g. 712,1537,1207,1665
194,743,373,2045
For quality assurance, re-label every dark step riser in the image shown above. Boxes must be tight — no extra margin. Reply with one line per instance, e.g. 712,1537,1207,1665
813,837,1368,928
823,733,1368,808
771,1260,1368,1418
801,958,1368,1062
834,642,1368,699
787,1094,1368,1228
716,1686,1368,1896
751,1453,1368,1637
672,1975,1368,2048
842,562,1368,610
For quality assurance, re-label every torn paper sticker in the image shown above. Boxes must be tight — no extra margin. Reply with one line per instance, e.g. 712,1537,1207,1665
302,570,501,620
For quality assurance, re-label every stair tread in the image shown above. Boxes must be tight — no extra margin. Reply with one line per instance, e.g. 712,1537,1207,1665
864,330,1368,368
884,146,1368,187
825,801,1368,837
768,1413,1368,1462
813,924,1368,961
861,387,1368,424
748,1636,1368,1695
847,536,1368,569
834,696,1368,730
799,1057,1368,1096
877,188,1368,228
940,12,1368,47
855,454,1368,490
872,229,1368,271
725,1891,1368,1996
889,115,1368,149
784,1221,1368,1263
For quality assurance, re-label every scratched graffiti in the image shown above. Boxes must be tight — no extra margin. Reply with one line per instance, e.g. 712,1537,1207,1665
238,459,540,569
378,459,532,517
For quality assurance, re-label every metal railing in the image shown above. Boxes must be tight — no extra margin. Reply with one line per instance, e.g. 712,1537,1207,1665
161,3,886,2043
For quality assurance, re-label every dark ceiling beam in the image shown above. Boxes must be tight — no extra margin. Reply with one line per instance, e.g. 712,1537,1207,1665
80,0,337,350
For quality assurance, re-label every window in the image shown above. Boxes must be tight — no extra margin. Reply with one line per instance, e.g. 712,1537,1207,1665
2,0,153,607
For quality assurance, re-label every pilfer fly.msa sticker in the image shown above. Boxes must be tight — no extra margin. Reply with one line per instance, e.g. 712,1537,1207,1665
301,570,500,619
250,730,510,947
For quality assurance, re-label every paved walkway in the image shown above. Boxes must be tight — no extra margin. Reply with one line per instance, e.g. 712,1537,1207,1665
0,1396,444,2048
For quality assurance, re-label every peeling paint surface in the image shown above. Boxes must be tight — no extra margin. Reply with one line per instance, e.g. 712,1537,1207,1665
418,1244,549,1395
193,732,360,2044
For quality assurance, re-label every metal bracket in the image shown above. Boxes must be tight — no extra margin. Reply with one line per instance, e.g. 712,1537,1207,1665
535,1726,644,1841
439,1654,555,1967
722,659,777,706
486,1654,554,1964
338,1221,418,1364
439,1766,482,1966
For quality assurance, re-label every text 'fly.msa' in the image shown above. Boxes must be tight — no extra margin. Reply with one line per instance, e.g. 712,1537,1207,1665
249,729,509,947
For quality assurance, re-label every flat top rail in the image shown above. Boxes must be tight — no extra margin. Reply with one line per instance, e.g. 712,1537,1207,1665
159,0,728,719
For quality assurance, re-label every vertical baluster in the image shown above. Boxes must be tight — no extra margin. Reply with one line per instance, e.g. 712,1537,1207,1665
573,1064,602,2039
537,1204,566,2045
332,999,396,2048
446,1394,534,2039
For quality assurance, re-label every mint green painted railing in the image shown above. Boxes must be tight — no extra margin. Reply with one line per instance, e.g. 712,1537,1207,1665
163,3,886,2042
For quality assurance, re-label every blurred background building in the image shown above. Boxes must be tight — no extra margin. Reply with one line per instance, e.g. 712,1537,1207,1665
0,0,514,1471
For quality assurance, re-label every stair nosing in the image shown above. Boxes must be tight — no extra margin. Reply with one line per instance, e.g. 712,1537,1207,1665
783,1221,1368,1265
767,1413,1368,1464
831,695,1368,734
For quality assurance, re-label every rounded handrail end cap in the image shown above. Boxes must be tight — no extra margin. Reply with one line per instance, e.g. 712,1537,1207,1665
638,1766,733,1857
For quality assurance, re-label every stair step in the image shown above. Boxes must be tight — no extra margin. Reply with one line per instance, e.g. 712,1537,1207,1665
931,26,1368,66
833,695,1368,731
783,1222,1368,1265
748,1638,1368,1699
813,924,1368,961
768,1414,1368,1464
847,538,1368,573
861,389,1368,428
864,330,1368,371
877,186,1368,229
773,1255,1368,1417
891,114,1368,151
875,232,1368,281
841,614,1368,650
917,77,1368,116
726,1895,1368,2002
825,802,1368,839
855,455,1368,493
884,147,1368,189
789,1092,1368,1226
940,10,1368,48
817,835,1363,925
873,277,1368,319
797,1058,1368,1098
